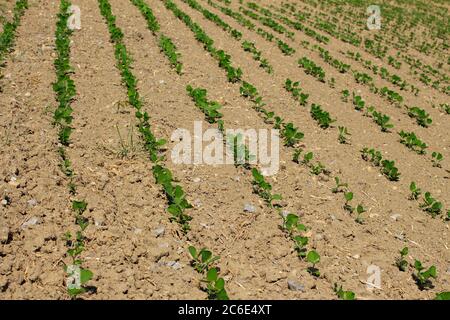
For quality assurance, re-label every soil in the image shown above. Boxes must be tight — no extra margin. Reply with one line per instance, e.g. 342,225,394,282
0,0,448,300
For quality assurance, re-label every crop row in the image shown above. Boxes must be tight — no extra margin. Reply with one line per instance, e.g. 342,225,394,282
0,0,28,63
204,0,295,56
161,0,360,298
53,0,93,298
130,0,232,299
276,1,449,95
182,0,272,74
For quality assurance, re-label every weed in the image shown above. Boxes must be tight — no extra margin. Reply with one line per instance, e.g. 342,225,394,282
338,126,350,144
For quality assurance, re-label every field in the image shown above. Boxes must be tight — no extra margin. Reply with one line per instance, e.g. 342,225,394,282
0,0,449,300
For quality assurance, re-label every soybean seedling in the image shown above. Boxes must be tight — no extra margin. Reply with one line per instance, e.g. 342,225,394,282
409,182,421,200
332,177,348,193
341,89,350,102
338,126,351,144
303,151,314,165
413,260,436,290
293,235,309,259
189,246,220,273
310,162,326,175
435,292,450,300
203,268,229,300
334,283,356,300
282,213,307,235
446,210,450,222
421,192,442,217
293,148,302,164
372,111,394,132
431,152,443,168
355,204,366,224
396,247,409,271
252,168,282,207
344,192,354,213
307,250,320,277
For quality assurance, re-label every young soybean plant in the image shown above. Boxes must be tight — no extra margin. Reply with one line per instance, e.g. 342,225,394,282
395,247,409,271
409,182,421,200
252,168,282,207
413,260,437,290
420,192,443,217
355,204,366,224
332,177,348,193
334,283,356,300
431,152,443,168
344,191,354,213
306,250,320,277
188,246,229,300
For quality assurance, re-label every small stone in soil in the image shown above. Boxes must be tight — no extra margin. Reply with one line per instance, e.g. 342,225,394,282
244,203,256,213
152,226,165,238
287,279,305,292
21,216,40,229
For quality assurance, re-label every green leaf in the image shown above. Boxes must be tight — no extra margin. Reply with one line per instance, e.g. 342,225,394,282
80,269,93,285
215,277,225,290
307,250,320,264
207,268,218,282
188,246,197,259
435,292,450,300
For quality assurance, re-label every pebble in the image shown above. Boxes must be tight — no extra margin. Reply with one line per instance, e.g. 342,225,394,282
21,216,40,229
352,254,360,259
0,226,10,244
152,226,165,238
244,203,256,213
193,199,202,208
287,279,305,292
390,214,401,221
27,199,38,207
315,233,324,241
192,177,201,183
1,199,8,206
167,261,182,270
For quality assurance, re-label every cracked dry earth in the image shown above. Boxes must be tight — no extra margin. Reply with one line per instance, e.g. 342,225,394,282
0,0,449,300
